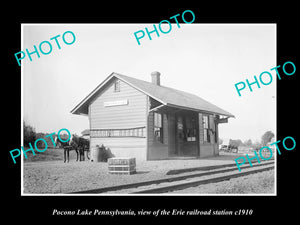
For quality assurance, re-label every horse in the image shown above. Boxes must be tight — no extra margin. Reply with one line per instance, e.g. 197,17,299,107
69,134,90,162
55,135,79,163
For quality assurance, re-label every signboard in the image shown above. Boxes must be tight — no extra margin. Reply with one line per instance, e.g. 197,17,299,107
104,99,128,107
216,118,228,124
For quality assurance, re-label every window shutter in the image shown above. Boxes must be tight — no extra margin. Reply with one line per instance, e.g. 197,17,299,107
198,113,204,144
209,115,215,144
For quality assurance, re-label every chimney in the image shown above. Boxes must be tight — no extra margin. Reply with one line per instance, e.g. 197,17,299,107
151,71,161,86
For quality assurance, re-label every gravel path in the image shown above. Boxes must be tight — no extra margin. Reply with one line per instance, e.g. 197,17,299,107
170,170,275,194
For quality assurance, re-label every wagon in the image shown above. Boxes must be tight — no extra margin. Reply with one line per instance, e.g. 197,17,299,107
220,144,238,153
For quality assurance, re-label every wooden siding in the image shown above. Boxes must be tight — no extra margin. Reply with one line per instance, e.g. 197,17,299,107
147,111,168,160
168,112,176,156
199,113,219,158
90,137,147,161
90,78,147,129
199,144,214,158
89,78,148,160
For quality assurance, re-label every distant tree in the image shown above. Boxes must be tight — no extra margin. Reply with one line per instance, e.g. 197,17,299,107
35,132,48,148
229,139,243,147
244,139,253,147
261,131,275,146
252,141,263,151
44,133,58,148
23,121,36,147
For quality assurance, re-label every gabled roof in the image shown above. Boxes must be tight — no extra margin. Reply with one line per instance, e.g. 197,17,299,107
70,72,235,118
81,129,90,136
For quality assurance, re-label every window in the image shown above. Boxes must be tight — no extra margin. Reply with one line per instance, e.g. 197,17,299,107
154,112,163,143
203,115,210,143
90,127,146,138
114,80,120,92
186,117,197,142
176,114,198,142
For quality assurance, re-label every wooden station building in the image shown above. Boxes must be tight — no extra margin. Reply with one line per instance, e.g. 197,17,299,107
71,72,234,160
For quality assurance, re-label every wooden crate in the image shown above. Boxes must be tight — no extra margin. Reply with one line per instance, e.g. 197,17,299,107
108,157,136,175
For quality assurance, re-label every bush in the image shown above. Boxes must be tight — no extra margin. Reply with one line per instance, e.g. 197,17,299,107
24,121,36,147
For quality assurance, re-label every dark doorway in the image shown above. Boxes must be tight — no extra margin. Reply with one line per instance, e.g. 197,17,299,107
174,111,199,156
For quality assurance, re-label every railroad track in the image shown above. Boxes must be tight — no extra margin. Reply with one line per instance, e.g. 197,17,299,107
71,160,274,194
131,164,274,194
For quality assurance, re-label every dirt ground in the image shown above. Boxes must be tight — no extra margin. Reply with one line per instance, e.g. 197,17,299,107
170,169,274,194
22,148,275,194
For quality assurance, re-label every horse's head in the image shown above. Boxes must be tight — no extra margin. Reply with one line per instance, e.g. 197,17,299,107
55,132,73,147
68,134,74,145
54,135,59,147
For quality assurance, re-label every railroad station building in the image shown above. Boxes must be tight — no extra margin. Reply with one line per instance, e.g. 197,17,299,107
71,72,234,160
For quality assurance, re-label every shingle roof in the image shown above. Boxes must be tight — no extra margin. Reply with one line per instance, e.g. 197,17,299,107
71,72,234,118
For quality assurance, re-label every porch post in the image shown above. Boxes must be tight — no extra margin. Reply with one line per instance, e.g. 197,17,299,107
198,113,204,157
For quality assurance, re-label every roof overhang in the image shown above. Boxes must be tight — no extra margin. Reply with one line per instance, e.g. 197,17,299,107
165,103,235,118
70,72,116,115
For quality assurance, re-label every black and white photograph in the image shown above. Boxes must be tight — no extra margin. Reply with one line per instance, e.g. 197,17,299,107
21,24,276,195
4,5,298,223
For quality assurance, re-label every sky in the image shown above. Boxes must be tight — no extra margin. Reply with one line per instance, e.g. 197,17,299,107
22,24,276,143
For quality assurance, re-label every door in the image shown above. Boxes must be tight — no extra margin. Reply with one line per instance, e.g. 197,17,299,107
175,111,199,157
175,115,184,156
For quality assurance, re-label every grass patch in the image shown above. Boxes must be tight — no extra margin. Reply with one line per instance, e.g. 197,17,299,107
23,147,77,162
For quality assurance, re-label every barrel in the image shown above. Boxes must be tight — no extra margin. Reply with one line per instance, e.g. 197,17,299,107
90,145,105,162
